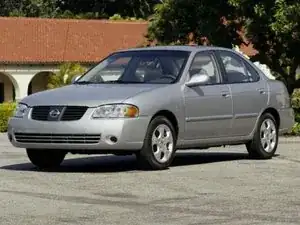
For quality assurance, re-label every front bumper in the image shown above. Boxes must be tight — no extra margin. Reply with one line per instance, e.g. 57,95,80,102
7,111,150,150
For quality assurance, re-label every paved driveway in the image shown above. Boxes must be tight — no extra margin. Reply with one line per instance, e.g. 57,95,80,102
0,134,299,225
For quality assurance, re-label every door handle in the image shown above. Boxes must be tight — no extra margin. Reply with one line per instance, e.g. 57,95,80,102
257,88,266,94
221,93,230,98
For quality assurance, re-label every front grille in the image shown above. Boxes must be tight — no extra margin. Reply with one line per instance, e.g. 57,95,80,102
61,106,88,121
31,106,88,121
14,133,101,144
31,106,50,121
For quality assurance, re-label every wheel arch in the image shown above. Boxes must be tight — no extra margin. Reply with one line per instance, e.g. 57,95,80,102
250,107,281,137
150,110,179,137
261,107,280,129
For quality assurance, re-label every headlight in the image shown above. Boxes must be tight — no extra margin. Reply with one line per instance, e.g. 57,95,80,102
14,103,29,118
92,104,139,118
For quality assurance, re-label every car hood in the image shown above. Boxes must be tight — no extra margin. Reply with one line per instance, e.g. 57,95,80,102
21,84,165,107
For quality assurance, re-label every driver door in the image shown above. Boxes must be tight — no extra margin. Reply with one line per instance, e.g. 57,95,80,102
183,51,233,140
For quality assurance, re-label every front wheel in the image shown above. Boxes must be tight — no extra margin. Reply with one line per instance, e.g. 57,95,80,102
246,113,279,159
26,149,66,169
136,116,177,170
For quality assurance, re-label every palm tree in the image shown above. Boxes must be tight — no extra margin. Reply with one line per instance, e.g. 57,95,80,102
47,63,87,89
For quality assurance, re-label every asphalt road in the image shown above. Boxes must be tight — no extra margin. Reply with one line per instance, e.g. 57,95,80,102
0,134,300,225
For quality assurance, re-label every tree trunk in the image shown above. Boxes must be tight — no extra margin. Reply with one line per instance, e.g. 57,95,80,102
287,84,295,96
283,73,298,95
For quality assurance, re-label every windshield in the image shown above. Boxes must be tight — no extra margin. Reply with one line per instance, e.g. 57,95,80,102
75,50,190,84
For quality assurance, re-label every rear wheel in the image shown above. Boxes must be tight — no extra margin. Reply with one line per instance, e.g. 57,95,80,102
246,113,278,159
26,149,66,169
136,116,177,170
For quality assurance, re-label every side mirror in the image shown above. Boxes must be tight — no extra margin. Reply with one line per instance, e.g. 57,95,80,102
71,75,81,84
185,73,210,87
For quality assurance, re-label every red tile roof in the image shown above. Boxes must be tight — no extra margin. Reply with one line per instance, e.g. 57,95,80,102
0,17,257,64
0,17,148,64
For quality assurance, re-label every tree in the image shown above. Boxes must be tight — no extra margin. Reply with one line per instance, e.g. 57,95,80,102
1,0,160,19
47,63,86,89
1,0,62,17
58,0,160,19
147,0,300,94
147,0,241,47
229,0,300,94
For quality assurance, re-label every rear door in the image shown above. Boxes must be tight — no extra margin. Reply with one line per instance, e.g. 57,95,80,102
215,50,268,136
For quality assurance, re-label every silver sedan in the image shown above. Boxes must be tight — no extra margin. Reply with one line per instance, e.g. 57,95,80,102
7,46,295,170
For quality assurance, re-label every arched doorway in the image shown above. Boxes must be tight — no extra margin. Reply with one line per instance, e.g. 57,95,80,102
28,71,54,95
0,72,20,103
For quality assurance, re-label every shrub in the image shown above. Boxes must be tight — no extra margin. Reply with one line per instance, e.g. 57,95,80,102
0,102,17,132
292,89,300,109
109,14,123,20
292,108,300,135
292,90,300,120
290,122,300,135
108,14,144,21
287,89,300,135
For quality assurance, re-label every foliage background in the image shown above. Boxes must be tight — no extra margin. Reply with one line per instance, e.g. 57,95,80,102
0,0,160,19
0,102,16,132
47,63,86,89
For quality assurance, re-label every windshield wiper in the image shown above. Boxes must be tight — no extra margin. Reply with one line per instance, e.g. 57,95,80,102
74,81,93,85
104,80,143,84
74,80,143,85
74,81,103,85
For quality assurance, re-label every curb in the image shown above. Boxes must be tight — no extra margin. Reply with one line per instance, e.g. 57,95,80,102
279,136,300,143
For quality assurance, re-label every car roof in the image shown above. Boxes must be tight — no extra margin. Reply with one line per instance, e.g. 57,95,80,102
114,45,236,53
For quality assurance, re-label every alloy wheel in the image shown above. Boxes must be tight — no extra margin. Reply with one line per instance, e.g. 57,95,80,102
260,118,277,153
151,124,174,163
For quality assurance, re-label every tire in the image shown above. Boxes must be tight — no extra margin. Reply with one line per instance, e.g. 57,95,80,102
26,149,66,169
136,116,177,170
246,113,279,159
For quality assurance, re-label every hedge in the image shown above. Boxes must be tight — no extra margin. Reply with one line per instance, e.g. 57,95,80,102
0,102,17,132
289,107,300,135
289,90,300,135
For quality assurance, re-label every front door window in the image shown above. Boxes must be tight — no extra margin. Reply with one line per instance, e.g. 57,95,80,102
189,52,221,84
